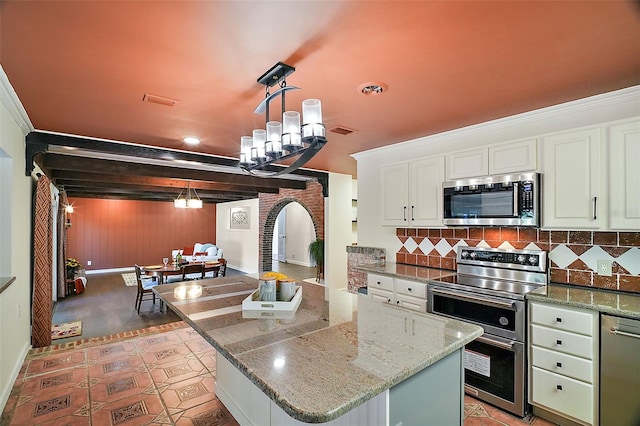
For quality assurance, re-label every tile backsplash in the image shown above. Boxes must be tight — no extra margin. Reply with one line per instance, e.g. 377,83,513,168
395,228,639,294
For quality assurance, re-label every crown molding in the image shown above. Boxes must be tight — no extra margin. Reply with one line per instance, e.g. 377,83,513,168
0,65,34,136
353,85,640,160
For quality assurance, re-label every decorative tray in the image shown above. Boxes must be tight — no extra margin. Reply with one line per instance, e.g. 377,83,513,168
242,286,302,320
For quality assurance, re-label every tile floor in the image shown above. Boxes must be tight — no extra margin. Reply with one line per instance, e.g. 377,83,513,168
2,320,557,426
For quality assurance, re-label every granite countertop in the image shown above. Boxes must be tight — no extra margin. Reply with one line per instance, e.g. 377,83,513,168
357,262,456,283
155,275,482,423
528,283,640,319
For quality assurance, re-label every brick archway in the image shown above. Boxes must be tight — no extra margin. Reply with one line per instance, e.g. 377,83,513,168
258,181,324,272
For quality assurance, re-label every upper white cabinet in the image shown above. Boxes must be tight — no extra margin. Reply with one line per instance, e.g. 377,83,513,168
541,119,640,230
541,127,603,229
446,148,488,180
609,120,640,230
381,156,444,227
488,139,537,175
446,139,537,180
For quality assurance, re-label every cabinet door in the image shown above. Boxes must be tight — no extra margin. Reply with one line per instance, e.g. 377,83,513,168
446,148,488,180
541,128,602,229
488,139,537,175
381,163,409,226
409,156,444,227
609,120,640,230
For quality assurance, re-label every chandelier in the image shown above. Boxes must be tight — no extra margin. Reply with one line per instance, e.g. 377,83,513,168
238,62,327,176
174,181,202,209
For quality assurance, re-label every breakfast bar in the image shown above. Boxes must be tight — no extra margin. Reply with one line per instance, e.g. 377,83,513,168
154,276,483,425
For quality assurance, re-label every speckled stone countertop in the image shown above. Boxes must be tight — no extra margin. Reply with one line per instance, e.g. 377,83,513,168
528,283,640,319
155,275,482,423
357,262,456,283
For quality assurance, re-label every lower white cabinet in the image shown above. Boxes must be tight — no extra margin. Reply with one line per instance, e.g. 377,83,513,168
528,301,598,425
367,273,428,313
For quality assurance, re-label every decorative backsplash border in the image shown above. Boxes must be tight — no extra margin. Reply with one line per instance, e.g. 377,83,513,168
395,228,639,294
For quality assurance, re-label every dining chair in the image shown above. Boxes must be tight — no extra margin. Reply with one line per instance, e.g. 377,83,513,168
217,258,227,277
182,263,205,281
134,264,161,314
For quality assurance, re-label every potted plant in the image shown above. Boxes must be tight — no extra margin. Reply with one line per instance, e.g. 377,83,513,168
308,238,324,282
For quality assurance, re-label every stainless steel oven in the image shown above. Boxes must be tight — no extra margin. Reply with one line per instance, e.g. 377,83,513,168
428,246,547,417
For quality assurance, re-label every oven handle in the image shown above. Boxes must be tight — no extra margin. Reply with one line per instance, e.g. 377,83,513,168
475,335,516,352
513,182,519,217
430,288,517,310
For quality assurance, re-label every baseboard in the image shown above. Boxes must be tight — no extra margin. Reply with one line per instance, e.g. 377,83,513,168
0,340,31,412
285,259,313,268
85,267,133,275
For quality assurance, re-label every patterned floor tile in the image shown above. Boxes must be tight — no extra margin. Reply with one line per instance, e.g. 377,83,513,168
173,398,239,426
139,343,198,366
147,358,208,385
175,327,203,343
134,332,183,351
87,353,146,380
195,349,217,374
9,387,89,425
184,335,216,354
19,368,88,397
91,393,171,426
159,374,217,413
23,351,87,378
86,340,138,362
90,370,156,404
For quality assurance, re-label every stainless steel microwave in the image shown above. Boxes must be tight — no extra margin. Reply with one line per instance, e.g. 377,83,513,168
443,172,540,226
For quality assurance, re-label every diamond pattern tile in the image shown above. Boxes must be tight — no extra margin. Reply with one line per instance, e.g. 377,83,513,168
549,244,579,269
617,247,640,275
580,246,614,271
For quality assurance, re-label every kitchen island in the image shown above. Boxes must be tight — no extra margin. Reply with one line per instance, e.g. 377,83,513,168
154,276,482,425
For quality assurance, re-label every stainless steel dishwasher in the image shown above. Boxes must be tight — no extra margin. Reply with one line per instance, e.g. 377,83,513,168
600,314,640,426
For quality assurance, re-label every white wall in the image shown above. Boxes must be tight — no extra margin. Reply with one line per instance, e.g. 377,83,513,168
284,202,315,267
0,66,34,410
216,198,259,274
353,86,640,258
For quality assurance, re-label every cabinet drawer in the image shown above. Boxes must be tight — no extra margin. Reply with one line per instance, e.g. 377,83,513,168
531,325,593,359
531,346,593,383
367,274,394,292
369,288,393,304
395,279,427,299
396,294,427,313
531,366,593,425
530,302,594,336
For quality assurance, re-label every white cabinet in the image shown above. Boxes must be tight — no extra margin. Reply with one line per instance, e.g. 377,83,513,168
381,155,444,227
446,148,488,179
445,139,537,180
541,127,603,229
609,120,640,230
367,273,428,313
529,301,598,425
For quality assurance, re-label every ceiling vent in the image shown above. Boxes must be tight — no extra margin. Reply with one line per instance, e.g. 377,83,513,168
330,126,356,135
142,93,179,107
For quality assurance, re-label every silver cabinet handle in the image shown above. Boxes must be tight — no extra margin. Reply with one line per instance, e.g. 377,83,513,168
593,196,597,220
411,205,415,221
556,385,563,391
513,182,519,217
610,327,640,340
403,206,407,221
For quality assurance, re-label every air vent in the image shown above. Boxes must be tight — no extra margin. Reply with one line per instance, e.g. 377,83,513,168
142,93,179,107
330,126,356,135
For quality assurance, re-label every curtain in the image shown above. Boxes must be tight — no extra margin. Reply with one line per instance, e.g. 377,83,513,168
57,190,68,298
32,175,53,348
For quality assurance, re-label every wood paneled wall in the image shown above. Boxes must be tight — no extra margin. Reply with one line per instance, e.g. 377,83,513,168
66,198,217,270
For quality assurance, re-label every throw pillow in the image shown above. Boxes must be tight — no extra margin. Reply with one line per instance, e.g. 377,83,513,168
182,246,194,256
194,251,208,257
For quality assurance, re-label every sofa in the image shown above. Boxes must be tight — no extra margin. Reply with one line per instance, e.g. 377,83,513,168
171,243,224,263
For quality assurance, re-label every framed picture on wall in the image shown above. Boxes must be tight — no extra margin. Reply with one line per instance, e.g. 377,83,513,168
230,206,250,229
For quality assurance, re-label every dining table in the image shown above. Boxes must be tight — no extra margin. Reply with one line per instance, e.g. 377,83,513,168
142,261,221,282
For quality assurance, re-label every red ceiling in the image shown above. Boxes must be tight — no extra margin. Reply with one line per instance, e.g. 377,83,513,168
2,1,639,177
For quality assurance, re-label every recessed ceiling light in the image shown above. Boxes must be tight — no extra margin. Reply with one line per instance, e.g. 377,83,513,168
358,82,388,96
183,137,200,144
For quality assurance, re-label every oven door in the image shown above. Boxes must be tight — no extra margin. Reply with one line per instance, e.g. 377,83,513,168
464,334,527,417
427,286,525,341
